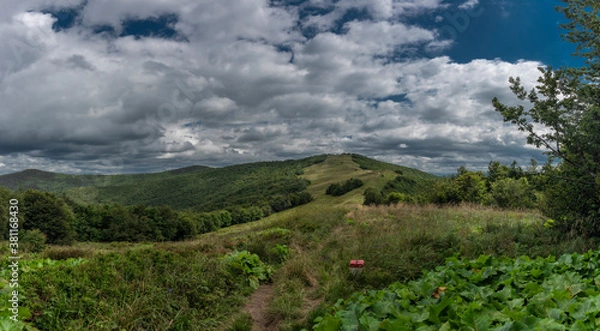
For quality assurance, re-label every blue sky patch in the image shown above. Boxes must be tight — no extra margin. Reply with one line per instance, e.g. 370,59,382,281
120,14,185,41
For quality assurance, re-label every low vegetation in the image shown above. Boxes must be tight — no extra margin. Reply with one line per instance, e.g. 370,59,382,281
6,201,597,331
314,249,600,330
325,178,364,197
0,153,598,330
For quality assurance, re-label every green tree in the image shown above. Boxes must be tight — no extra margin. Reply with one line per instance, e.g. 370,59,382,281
429,178,461,205
492,0,600,234
269,196,292,212
174,213,197,241
21,189,76,245
363,187,384,206
490,177,536,209
72,203,104,241
455,171,489,204
325,183,343,196
0,186,12,240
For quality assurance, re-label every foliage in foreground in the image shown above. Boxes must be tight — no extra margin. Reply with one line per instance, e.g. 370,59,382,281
0,248,272,330
313,249,600,330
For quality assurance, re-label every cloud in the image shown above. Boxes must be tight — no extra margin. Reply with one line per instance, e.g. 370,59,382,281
0,0,547,175
458,0,479,10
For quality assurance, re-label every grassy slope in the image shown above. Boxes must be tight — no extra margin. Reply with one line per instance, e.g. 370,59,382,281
210,155,596,330
4,154,597,330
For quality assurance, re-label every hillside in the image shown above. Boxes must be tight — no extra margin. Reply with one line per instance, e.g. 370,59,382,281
5,153,597,331
0,154,436,212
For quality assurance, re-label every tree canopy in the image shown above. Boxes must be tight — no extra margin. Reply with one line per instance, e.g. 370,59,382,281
492,0,600,234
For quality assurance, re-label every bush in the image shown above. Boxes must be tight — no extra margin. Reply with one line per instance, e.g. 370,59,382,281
174,214,198,240
222,250,273,289
455,171,489,203
363,187,384,206
385,192,415,205
326,178,364,196
489,177,535,209
270,196,292,212
269,244,289,263
21,229,47,253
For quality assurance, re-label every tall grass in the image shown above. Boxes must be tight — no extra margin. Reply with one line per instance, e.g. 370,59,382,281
8,202,598,330
270,203,599,330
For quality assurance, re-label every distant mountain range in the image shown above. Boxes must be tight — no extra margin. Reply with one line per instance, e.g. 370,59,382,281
0,154,437,211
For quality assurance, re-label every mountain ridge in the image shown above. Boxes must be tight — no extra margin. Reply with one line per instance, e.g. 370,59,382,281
0,154,437,211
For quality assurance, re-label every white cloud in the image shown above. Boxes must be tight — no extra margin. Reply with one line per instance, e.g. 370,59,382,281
0,0,546,175
458,0,479,10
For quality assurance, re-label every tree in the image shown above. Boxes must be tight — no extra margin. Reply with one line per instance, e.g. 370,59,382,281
363,187,384,206
72,203,104,242
269,196,292,212
0,186,12,240
429,179,461,205
21,189,76,245
492,0,600,234
173,213,197,241
455,171,489,204
490,178,536,209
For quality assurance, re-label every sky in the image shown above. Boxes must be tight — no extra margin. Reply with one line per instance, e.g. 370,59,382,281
0,0,585,175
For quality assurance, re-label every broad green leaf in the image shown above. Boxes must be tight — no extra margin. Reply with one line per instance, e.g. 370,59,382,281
507,298,524,310
533,318,566,331
359,314,381,331
460,307,492,331
314,315,342,331
427,296,451,324
569,321,588,331
379,318,412,331
0,318,25,331
490,321,531,331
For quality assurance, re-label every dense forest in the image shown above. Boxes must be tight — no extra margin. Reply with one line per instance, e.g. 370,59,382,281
0,186,314,247
0,155,327,211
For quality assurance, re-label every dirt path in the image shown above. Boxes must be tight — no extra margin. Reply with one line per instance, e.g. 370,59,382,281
242,284,278,331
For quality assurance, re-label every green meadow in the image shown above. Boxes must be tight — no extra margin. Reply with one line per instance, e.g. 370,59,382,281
0,154,598,330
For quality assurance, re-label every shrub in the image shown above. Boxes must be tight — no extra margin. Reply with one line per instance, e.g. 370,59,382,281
455,171,489,203
269,244,289,263
490,177,535,209
270,196,293,212
363,187,384,206
174,214,198,240
21,229,47,253
222,250,273,289
326,178,364,196
385,192,415,205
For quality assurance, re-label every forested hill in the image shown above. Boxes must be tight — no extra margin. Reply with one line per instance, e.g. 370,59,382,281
0,154,437,212
0,155,328,211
